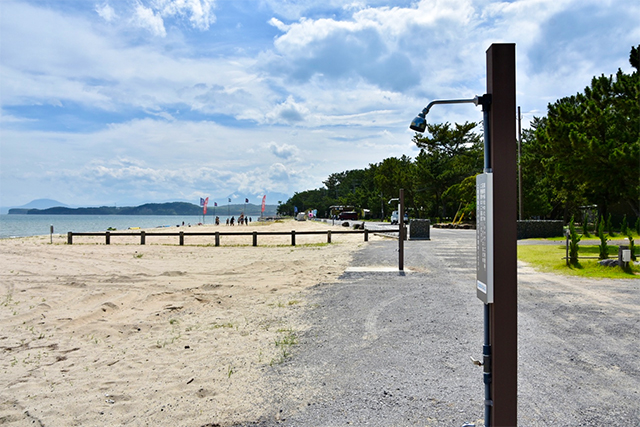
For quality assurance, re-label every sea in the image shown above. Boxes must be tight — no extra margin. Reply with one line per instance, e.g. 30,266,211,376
0,214,244,239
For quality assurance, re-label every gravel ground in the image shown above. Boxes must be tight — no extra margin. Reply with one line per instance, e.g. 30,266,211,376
239,228,640,426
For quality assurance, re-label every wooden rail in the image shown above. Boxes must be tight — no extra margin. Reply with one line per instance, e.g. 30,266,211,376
66,229,369,246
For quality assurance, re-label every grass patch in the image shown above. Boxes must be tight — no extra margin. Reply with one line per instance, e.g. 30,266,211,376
270,328,298,365
518,244,639,279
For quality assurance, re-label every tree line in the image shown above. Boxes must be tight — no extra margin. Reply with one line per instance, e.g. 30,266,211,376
279,46,639,225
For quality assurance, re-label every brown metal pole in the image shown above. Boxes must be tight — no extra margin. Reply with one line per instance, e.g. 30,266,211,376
487,43,518,426
399,188,404,271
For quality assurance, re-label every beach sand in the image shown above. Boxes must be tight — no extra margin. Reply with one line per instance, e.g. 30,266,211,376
0,219,380,426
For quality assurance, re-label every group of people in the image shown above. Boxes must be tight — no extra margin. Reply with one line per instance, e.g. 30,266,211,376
214,215,252,226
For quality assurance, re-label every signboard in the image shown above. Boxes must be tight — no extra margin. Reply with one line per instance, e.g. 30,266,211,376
476,172,494,303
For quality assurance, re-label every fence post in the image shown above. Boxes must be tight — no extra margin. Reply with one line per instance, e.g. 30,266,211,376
179,231,184,246
327,230,331,243
141,231,146,245
291,230,296,246
106,231,111,245
215,232,220,247
253,231,258,246
67,232,73,245
364,229,369,242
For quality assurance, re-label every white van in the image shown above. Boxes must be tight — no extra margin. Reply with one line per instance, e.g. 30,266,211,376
390,210,408,224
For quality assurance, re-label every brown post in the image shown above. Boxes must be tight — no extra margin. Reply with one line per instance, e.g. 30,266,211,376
106,231,111,245
327,230,332,243
399,189,404,271
179,231,184,246
487,43,517,426
141,231,146,245
215,232,220,247
291,230,296,246
67,232,73,245
253,231,258,246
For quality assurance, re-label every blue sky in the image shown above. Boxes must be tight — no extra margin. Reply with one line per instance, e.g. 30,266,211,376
1,0,638,208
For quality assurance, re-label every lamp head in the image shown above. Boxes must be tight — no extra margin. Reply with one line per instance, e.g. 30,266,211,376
409,112,427,133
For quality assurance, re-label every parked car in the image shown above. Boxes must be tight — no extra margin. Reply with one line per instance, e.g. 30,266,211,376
390,211,408,224
338,211,358,220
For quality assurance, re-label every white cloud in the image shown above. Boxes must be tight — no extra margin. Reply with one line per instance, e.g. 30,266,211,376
267,142,299,160
154,0,217,30
268,163,290,182
95,3,117,22
133,3,167,37
2,0,638,208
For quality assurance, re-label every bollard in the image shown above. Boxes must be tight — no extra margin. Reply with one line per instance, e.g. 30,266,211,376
364,229,368,242
141,231,146,245
327,230,331,243
68,232,73,245
106,231,111,245
179,231,184,246
215,232,220,247
291,230,296,246
253,231,258,246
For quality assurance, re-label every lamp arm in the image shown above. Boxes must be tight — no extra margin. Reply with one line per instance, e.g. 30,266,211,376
421,97,480,116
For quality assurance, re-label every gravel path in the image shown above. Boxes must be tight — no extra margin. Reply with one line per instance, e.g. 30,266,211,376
240,228,640,426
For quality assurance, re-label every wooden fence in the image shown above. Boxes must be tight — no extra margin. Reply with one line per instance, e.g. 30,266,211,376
66,229,369,246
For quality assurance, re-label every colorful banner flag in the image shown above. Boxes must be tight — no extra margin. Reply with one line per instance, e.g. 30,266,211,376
214,202,217,207
228,198,231,203
200,198,205,207
245,198,249,203
203,197,209,215
261,195,266,213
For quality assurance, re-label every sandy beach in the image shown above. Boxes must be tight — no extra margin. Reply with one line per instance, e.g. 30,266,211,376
0,219,381,426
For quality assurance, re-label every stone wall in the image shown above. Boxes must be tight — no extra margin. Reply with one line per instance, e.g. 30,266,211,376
517,220,564,239
409,219,431,240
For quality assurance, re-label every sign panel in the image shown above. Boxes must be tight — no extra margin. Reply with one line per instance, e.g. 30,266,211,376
476,173,494,303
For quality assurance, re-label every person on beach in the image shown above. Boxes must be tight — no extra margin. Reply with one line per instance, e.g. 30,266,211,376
215,216,220,225
226,218,229,226
230,216,235,226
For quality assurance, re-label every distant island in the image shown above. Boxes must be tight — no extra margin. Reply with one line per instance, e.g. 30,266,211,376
8,202,277,216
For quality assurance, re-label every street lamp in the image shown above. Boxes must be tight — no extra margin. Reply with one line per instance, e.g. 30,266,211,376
410,93,495,427
410,95,492,172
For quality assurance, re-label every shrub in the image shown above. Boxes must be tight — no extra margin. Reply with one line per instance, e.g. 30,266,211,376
620,215,628,235
568,216,581,266
628,234,637,261
598,217,609,260
607,213,615,237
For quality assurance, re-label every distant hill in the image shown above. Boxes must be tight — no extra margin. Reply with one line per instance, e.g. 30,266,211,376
1,198,69,214
8,201,277,216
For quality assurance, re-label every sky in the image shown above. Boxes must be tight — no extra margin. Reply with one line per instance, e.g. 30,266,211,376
1,0,638,208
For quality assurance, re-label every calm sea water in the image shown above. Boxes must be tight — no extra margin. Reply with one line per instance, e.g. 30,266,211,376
0,214,243,239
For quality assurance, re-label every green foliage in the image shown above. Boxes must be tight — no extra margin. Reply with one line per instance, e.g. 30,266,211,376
526,45,639,221
628,234,637,261
278,123,482,221
636,217,640,235
620,215,628,235
568,216,581,266
413,121,483,218
598,217,609,260
607,213,615,237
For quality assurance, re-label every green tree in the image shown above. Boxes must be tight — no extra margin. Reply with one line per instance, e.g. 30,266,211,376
413,121,483,218
533,45,640,220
